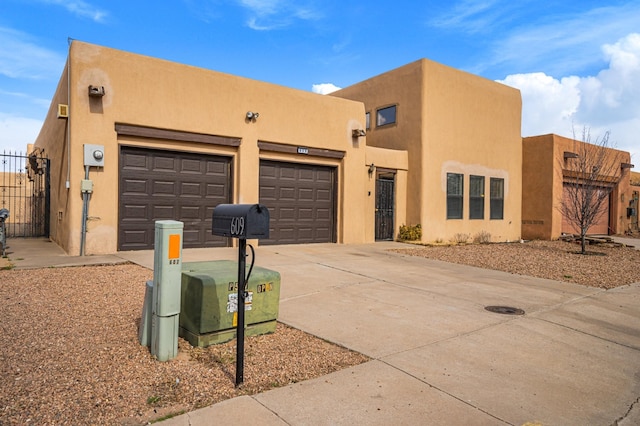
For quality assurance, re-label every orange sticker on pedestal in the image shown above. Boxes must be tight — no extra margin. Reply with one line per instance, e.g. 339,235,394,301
168,234,180,259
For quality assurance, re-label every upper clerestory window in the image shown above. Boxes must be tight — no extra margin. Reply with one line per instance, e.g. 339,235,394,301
376,105,397,127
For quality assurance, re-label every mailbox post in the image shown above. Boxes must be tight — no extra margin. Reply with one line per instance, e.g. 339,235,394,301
212,204,269,386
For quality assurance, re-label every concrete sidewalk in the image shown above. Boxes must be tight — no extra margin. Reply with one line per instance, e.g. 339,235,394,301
4,239,640,425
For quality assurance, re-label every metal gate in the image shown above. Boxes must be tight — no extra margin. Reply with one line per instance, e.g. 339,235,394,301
375,172,395,241
0,152,50,237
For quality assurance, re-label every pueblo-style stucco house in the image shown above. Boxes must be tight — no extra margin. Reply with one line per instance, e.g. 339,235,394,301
522,134,633,240
332,59,523,243
33,41,523,255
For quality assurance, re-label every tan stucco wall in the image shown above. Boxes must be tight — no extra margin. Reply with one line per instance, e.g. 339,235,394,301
365,146,409,240
32,63,71,247
334,59,523,243
522,134,632,239
522,135,556,239
35,41,371,254
333,61,424,226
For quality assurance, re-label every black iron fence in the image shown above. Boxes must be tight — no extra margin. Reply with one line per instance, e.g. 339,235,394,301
0,151,50,237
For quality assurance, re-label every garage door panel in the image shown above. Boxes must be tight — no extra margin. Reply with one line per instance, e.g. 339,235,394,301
316,208,330,220
123,153,148,169
298,208,313,220
152,181,176,196
122,179,148,194
317,188,331,201
259,160,336,245
123,204,148,219
279,187,295,200
298,188,314,200
119,146,231,250
180,206,202,219
153,156,177,172
180,182,203,197
181,159,204,173
206,161,227,175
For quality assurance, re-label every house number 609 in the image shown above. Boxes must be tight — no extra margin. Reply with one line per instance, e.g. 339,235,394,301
230,217,245,236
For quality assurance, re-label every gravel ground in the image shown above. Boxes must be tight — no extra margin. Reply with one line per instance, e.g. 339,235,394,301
0,264,368,425
2,240,639,425
393,239,640,289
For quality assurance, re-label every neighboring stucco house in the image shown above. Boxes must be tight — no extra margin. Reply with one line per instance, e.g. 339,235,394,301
522,134,633,240
33,42,523,255
332,59,523,243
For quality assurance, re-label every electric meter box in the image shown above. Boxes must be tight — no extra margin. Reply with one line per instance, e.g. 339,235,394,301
212,204,270,239
179,260,281,347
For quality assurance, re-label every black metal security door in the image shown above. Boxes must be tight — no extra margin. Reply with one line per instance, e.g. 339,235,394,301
375,173,395,241
0,152,50,237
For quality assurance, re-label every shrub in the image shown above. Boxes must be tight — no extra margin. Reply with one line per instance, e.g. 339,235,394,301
398,224,422,241
450,233,470,244
473,230,492,244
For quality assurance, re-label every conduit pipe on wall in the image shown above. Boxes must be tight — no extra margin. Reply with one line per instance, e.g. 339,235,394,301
79,165,90,256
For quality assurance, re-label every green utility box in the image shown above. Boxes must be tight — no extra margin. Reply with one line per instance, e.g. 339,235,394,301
179,260,281,347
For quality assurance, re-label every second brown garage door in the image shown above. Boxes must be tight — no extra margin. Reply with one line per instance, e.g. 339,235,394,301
259,160,336,245
119,146,232,250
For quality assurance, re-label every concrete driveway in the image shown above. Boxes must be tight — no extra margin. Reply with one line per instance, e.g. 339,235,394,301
113,241,640,426
6,239,640,424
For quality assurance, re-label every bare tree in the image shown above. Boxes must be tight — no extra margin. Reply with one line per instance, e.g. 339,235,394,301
560,128,624,254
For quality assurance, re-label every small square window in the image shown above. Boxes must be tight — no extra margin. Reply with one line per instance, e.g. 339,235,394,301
376,105,396,127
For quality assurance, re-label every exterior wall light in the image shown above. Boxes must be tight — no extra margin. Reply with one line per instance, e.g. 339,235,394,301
368,163,376,176
352,129,366,138
246,111,259,121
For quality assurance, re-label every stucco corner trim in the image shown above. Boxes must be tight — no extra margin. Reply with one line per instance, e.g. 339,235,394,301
115,123,241,147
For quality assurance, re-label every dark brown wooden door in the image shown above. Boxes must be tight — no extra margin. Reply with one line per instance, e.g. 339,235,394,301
118,146,232,250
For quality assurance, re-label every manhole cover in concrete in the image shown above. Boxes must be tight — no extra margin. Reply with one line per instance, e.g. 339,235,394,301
484,306,525,315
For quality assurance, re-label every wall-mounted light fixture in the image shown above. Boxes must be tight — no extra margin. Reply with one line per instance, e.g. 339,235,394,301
88,85,105,97
246,111,259,121
563,151,579,160
368,163,376,176
352,129,366,138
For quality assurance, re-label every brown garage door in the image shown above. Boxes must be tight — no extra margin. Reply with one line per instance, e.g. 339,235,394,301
259,160,336,245
119,146,232,250
561,184,610,235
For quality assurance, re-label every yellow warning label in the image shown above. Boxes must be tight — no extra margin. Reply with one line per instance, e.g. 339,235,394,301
233,312,238,327
168,234,180,259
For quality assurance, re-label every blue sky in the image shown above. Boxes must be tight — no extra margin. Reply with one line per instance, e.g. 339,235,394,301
1,0,639,161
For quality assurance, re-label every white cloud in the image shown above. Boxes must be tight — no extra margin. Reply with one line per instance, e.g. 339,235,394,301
0,114,43,154
498,33,640,162
0,27,64,79
40,0,108,23
475,2,640,77
235,0,322,30
312,83,341,95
